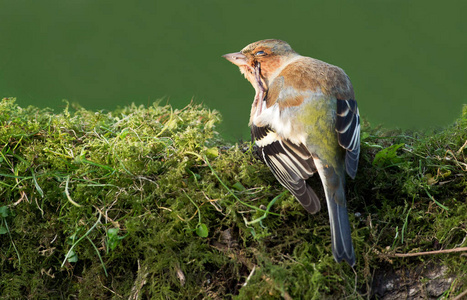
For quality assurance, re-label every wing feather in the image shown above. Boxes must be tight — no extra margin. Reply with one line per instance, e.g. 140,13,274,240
251,124,321,214
336,99,360,179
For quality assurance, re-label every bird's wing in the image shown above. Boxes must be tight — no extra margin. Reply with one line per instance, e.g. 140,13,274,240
336,98,360,179
251,124,321,214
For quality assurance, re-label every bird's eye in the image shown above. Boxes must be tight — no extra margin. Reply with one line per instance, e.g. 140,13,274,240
255,51,266,56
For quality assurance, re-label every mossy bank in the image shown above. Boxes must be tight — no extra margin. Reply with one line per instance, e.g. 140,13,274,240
1,98,466,299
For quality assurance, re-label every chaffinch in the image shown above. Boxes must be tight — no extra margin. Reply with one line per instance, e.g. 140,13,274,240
223,39,360,266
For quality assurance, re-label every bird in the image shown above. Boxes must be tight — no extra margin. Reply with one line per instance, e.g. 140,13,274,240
223,39,360,266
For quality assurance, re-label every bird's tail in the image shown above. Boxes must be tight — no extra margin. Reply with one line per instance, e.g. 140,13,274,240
318,165,355,266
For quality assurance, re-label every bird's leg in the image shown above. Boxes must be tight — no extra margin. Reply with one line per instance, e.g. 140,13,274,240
253,62,266,116
255,62,266,94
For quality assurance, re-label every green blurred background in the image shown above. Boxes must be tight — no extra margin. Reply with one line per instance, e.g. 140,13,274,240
1,0,465,141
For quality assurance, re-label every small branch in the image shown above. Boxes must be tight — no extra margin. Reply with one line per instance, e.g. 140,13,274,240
453,288,467,300
243,265,256,287
392,247,467,258
65,175,82,207
457,139,467,155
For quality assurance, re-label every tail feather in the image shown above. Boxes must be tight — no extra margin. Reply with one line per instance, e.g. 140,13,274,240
326,193,355,266
316,160,356,266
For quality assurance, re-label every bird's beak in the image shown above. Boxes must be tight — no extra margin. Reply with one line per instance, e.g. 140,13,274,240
222,52,248,66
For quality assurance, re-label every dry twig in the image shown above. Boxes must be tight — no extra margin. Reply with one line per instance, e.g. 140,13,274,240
392,247,467,258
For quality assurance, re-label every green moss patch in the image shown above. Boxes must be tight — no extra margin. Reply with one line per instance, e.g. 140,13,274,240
1,98,466,299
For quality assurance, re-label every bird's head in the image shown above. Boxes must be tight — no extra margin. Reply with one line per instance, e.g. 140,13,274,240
223,39,297,86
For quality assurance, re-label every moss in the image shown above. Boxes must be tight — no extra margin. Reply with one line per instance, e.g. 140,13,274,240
1,97,466,299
